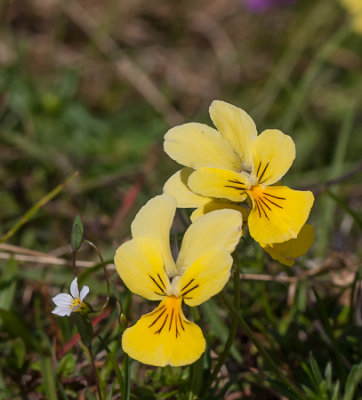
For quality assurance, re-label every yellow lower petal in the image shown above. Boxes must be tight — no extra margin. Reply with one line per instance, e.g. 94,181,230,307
163,168,211,208
262,224,315,267
247,185,314,245
188,167,249,202
122,297,205,367
190,199,250,223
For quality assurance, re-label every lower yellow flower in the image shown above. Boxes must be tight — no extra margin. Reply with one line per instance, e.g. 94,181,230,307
122,296,205,367
114,194,243,367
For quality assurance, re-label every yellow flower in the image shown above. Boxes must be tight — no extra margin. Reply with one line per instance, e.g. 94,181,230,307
114,194,242,367
340,0,362,34
163,100,314,247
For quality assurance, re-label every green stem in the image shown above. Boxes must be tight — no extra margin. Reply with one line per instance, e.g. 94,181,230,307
219,293,308,400
204,256,241,397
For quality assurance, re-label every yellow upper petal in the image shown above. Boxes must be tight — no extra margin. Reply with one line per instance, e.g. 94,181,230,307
176,209,242,273
175,250,233,307
247,185,314,245
131,195,177,276
164,122,242,171
163,168,211,208
114,237,170,301
209,100,257,170
262,224,315,266
188,167,250,202
252,129,295,186
122,297,205,367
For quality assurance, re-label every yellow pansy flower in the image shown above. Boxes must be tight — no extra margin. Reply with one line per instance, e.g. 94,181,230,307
163,100,314,247
114,194,242,367
340,0,362,34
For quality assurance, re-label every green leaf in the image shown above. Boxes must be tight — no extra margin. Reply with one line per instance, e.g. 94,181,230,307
73,313,93,347
331,381,340,400
343,361,362,400
40,355,58,400
13,338,26,369
309,353,323,385
123,354,131,400
70,215,84,252
324,362,332,390
56,353,76,377
0,257,18,326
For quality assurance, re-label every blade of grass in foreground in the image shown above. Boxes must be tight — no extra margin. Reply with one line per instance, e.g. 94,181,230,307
0,171,78,244
317,105,356,255
40,355,58,400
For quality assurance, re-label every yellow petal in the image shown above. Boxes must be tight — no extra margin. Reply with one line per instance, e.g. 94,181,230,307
209,100,257,169
114,237,170,301
177,209,242,273
247,185,314,245
190,199,250,223
188,167,250,202
262,224,315,266
164,122,242,171
163,168,211,208
122,297,205,367
175,250,233,307
131,195,177,276
252,129,295,186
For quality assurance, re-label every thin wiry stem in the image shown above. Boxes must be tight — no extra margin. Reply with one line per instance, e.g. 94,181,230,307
84,239,110,310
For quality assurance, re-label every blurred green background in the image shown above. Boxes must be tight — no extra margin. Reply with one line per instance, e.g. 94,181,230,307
0,0,362,398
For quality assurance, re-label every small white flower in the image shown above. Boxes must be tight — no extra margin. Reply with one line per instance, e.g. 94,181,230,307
52,277,89,317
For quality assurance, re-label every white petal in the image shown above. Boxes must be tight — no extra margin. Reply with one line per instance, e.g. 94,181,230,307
52,293,73,307
52,305,72,316
80,286,89,301
70,277,79,298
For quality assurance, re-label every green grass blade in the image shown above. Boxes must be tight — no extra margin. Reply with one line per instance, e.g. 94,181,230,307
40,355,58,400
98,335,124,393
0,257,18,325
0,171,78,244
343,362,362,400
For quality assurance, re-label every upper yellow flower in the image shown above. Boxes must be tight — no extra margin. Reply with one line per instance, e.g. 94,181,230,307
340,0,362,34
163,100,314,246
114,194,242,367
